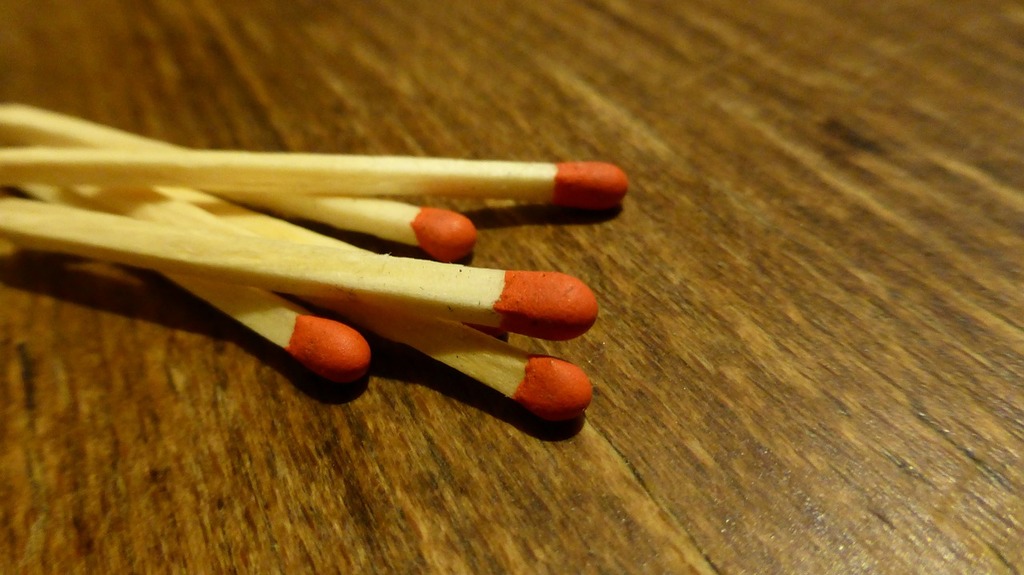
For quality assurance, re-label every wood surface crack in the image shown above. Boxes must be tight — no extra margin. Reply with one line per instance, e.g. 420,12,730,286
984,539,1020,575
912,405,1015,492
582,424,722,575
17,342,36,412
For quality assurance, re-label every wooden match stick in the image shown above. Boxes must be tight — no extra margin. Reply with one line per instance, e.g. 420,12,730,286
168,277,370,383
230,196,478,262
15,184,371,383
0,104,473,261
0,147,628,210
0,198,597,340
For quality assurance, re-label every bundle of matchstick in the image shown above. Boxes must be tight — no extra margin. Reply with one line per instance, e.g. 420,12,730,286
0,104,628,421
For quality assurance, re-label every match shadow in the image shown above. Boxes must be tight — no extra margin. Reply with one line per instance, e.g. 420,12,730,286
461,204,622,230
0,249,366,405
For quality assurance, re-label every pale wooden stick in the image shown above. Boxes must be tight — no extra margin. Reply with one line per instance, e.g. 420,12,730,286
0,197,596,340
228,195,478,262
13,185,371,383
0,105,627,209
0,146,558,197
0,104,162,149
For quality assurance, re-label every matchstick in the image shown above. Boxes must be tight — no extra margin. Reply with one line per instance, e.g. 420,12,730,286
170,277,371,383
0,104,161,149
0,104,471,261
16,185,371,383
230,196,478,262
0,147,628,209
0,198,597,340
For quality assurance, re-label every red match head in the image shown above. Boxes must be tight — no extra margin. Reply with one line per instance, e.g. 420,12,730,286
285,315,371,383
494,271,598,340
512,355,593,421
553,162,628,210
410,207,477,262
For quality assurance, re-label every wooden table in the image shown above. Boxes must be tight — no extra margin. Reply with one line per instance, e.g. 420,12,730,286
2,1,1022,572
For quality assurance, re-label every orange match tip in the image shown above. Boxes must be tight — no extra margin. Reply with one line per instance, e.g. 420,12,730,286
512,355,593,421
285,315,371,383
553,162,628,210
411,207,478,262
494,271,598,340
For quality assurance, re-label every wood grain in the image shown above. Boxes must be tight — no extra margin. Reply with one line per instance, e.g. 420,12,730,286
2,0,1023,572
